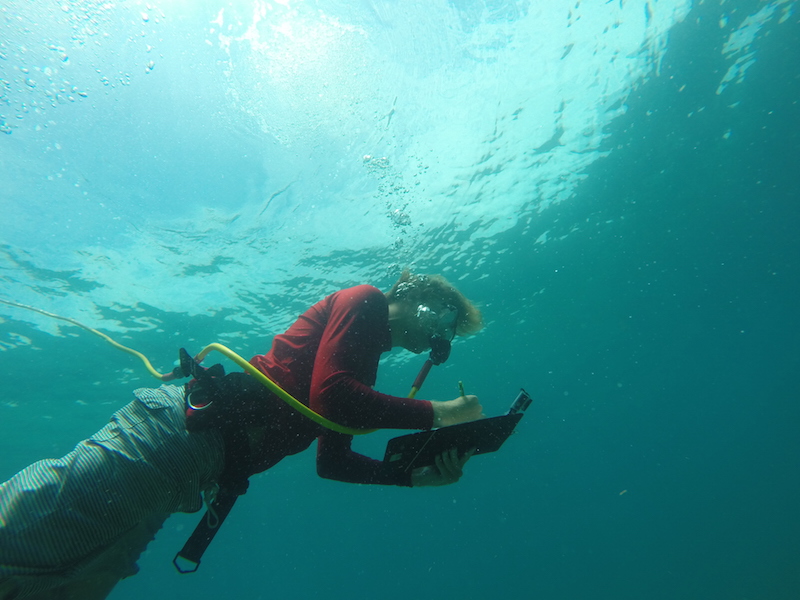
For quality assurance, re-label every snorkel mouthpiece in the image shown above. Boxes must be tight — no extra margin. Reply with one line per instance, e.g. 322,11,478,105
429,336,451,365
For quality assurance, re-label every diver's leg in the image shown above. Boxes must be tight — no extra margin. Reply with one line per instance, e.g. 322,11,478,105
0,580,20,600
14,573,121,600
58,513,166,600
1,514,165,600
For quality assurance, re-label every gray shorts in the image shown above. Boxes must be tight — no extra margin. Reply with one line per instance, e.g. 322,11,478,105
0,385,224,598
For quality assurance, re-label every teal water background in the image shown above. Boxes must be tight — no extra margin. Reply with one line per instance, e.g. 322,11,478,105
1,1,798,599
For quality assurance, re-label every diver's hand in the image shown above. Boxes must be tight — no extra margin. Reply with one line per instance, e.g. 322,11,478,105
432,394,484,427
411,448,475,487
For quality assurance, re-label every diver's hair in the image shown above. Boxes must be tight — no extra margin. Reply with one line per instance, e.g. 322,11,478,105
385,269,483,336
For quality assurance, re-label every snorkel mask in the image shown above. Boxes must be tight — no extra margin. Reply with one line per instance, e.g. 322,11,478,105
415,304,457,365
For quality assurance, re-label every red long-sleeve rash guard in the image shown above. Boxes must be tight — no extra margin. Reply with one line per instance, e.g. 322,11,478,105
249,285,434,486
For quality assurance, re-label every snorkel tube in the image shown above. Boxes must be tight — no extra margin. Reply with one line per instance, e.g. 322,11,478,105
408,335,451,398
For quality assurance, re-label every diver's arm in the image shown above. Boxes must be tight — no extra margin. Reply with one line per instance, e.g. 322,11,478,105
316,434,475,487
316,432,413,485
308,286,434,430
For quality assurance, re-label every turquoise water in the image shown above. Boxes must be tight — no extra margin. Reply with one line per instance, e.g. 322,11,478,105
1,1,798,598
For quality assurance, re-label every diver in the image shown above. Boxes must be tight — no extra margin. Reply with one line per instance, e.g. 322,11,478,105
0,271,484,600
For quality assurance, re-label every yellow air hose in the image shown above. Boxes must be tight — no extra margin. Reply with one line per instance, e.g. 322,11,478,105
0,298,373,436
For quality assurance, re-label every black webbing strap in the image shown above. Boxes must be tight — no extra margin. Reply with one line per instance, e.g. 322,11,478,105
173,487,240,573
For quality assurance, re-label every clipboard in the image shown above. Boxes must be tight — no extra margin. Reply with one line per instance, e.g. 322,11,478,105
383,388,531,472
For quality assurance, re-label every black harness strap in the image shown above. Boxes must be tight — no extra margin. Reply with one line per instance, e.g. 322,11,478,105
173,488,240,573
173,349,257,573
173,425,252,573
